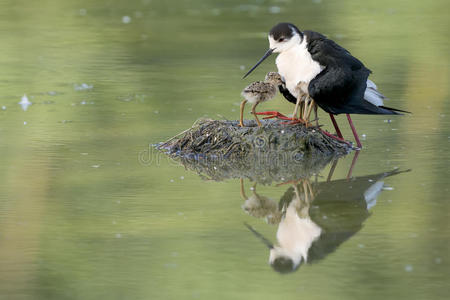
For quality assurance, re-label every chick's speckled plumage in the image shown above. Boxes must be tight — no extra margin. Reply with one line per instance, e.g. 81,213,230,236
241,72,282,104
239,72,283,127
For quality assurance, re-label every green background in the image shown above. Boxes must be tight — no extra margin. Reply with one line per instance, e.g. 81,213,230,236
0,0,448,299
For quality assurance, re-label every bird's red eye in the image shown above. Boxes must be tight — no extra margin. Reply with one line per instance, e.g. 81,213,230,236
278,38,285,42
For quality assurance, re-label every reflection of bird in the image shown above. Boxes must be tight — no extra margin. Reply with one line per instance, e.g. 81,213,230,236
245,180,321,273
269,181,321,273
245,168,410,273
243,22,409,148
239,72,282,127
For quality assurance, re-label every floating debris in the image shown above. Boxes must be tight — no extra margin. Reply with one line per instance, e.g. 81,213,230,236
234,4,259,13
122,16,131,24
1,106,6,110
269,6,281,14
74,83,93,91
117,94,146,103
19,94,32,111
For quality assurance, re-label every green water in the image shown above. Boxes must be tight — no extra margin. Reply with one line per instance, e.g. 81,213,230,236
0,0,448,299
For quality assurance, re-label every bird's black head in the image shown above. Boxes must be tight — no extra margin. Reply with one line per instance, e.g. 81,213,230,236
243,22,304,79
269,23,303,43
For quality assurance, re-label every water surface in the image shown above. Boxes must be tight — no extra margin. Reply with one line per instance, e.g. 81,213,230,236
0,0,448,299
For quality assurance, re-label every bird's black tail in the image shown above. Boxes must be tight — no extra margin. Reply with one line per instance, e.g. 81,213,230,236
344,100,410,115
379,105,411,114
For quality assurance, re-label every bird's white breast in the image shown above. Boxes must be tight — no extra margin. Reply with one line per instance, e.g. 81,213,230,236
276,38,324,97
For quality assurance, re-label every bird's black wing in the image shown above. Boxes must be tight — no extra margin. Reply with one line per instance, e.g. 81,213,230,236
304,31,365,67
303,31,394,115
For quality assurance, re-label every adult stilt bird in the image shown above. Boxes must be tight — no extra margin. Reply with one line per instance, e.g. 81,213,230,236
243,23,409,148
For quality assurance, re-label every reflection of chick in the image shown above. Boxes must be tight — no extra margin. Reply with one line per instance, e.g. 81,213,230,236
269,181,321,273
240,179,281,225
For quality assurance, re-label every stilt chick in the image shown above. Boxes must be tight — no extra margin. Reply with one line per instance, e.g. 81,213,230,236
288,81,318,127
240,72,282,127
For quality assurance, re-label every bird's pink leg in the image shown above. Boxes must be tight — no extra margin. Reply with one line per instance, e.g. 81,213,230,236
278,116,306,125
327,159,339,182
346,114,362,148
346,150,360,180
319,128,350,145
329,113,343,138
253,111,288,119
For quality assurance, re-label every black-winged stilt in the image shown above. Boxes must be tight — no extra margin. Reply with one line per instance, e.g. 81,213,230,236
243,23,409,148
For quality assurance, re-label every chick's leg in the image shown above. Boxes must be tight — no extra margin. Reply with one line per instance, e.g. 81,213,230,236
251,102,262,127
239,99,247,127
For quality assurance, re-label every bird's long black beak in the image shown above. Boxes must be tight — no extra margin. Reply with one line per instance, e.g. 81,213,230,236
244,222,274,249
242,48,275,79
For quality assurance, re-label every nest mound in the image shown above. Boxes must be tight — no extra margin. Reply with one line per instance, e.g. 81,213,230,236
158,119,351,158
155,119,352,184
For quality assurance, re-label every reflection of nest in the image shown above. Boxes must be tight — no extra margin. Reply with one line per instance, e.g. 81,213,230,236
156,119,348,184
157,118,350,158
176,152,337,185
